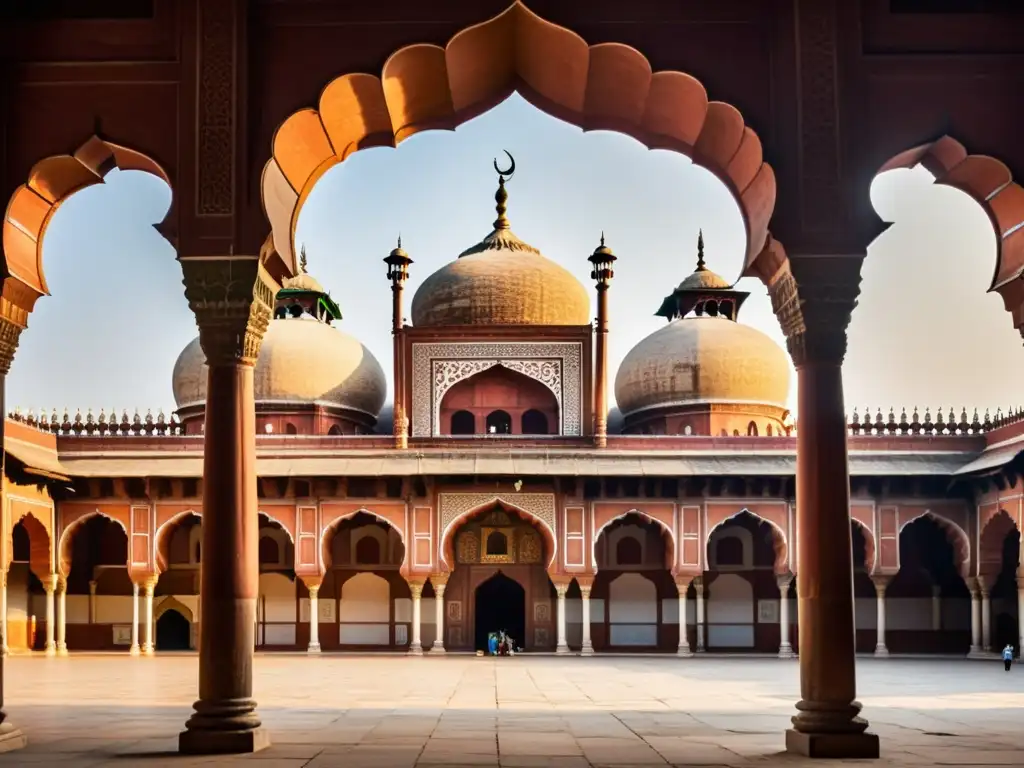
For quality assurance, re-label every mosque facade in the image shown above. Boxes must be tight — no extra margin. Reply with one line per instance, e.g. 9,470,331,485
2,168,1022,660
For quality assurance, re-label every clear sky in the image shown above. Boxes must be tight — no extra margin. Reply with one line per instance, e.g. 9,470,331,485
9,94,1023,420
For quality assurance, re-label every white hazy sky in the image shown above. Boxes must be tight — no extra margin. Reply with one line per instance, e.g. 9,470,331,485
8,94,1023,419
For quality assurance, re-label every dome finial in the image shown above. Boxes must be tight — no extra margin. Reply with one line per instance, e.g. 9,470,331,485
696,230,706,271
601,231,606,247
299,244,308,274
492,150,516,231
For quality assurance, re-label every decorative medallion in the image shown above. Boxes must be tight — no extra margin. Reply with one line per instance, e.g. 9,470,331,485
534,601,550,622
447,601,463,622
411,342,583,436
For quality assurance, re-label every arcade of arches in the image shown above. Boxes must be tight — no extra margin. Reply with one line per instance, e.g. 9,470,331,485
5,494,1020,660
5,0,1024,761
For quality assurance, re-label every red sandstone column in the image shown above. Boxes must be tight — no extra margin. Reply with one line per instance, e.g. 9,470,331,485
588,235,616,447
776,258,879,759
179,256,276,755
384,239,412,448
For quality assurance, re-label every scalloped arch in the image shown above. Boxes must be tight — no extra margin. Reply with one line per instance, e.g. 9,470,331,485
8,510,52,579
320,508,407,575
592,509,677,575
262,1,776,272
57,510,128,578
2,136,171,314
154,509,200,574
851,518,877,574
877,136,1024,337
897,509,971,579
706,508,789,574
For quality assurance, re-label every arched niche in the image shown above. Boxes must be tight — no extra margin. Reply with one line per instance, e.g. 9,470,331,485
57,510,129,579
439,495,556,569
897,510,971,580
979,509,1019,577
154,511,201,573
10,512,52,580
58,513,130,593
263,1,776,280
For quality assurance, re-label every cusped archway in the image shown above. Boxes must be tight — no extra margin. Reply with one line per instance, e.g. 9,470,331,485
262,1,776,276
706,509,789,573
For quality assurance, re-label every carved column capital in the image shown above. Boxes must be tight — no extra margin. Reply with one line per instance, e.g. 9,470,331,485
578,585,592,599
870,574,891,596
770,254,863,368
674,576,693,593
179,256,279,367
408,581,424,599
430,573,449,590
554,583,570,598
0,298,29,375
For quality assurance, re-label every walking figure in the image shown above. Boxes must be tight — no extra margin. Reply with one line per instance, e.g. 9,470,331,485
1003,644,1014,671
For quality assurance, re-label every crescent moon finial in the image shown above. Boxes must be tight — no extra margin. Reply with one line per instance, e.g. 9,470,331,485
493,150,516,181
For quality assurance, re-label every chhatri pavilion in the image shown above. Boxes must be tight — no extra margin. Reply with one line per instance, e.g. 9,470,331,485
3,167,1021,668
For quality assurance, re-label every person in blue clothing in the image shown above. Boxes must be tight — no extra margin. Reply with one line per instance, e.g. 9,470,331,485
488,632,499,656
1003,644,1014,671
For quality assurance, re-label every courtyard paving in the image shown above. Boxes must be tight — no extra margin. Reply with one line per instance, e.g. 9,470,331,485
0,653,1021,767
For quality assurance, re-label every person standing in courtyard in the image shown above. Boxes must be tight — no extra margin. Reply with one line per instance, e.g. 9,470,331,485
1002,644,1014,671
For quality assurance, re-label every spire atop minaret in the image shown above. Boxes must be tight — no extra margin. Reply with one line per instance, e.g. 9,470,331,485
299,244,308,274
492,152,515,231
695,230,706,271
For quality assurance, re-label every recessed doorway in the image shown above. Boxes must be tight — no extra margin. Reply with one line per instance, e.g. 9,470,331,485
156,609,191,651
474,571,525,652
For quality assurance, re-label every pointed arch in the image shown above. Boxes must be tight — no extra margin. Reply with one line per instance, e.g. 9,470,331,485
258,509,296,544
57,510,129,578
978,508,1019,577
898,509,971,579
154,595,195,624
438,495,557,569
154,509,200,574
320,507,407,573
592,508,677,574
262,0,776,278
706,508,789,573
2,136,172,314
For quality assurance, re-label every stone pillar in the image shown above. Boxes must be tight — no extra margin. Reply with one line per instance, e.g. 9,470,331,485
408,582,423,656
56,578,68,656
588,235,616,448
579,584,594,656
88,581,97,624
178,256,276,755
777,260,878,759
43,575,57,656
431,575,448,653
981,578,992,652
142,577,156,656
872,576,889,657
384,239,412,449
0,313,28,750
130,580,141,656
554,583,570,654
694,576,706,653
777,573,794,659
675,577,692,657
969,579,982,656
0,572,7,657
305,581,321,654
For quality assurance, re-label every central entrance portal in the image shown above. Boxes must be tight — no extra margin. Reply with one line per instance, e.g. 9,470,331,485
474,572,525,651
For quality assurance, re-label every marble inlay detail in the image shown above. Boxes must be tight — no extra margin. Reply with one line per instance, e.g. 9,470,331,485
411,342,583,437
438,492,557,567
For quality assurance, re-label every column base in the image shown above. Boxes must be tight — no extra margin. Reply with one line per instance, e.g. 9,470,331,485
44,644,56,657
431,643,446,654
873,645,889,658
778,644,795,659
57,644,68,657
785,728,879,759
0,722,27,753
306,643,321,654
129,644,141,657
179,726,270,755
677,647,693,658
555,644,571,655
407,644,423,656
580,644,594,656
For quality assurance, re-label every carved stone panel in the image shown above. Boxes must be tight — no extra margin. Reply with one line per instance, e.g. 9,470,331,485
411,342,583,437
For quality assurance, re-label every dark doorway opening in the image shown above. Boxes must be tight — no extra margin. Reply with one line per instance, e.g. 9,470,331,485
474,571,525,652
485,410,512,435
156,609,191,651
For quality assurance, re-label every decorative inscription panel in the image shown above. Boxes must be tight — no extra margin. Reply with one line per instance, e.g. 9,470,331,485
411,342,583,437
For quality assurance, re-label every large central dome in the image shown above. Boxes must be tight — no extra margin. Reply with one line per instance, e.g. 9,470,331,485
411,166,590,327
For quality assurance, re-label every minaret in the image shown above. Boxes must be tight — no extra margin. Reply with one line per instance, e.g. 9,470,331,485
588,233,617,448
384,236,413,449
